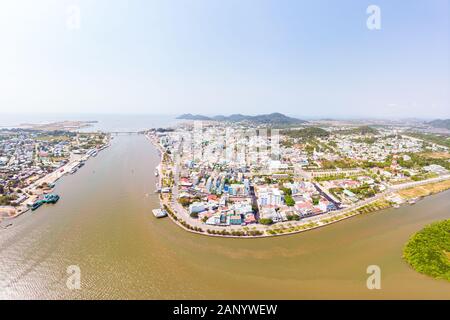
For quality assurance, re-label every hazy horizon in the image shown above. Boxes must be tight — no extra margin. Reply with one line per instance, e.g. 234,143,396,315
0,0,448,118
0,111,447,122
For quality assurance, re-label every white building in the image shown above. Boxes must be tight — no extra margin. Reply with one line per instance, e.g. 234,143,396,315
189,202,206,215
257,187,284,206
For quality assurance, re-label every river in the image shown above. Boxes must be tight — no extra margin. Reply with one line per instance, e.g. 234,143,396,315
0,135,449,299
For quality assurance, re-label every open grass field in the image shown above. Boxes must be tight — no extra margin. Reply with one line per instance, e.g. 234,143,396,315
398,179,450,199
419,152,450,159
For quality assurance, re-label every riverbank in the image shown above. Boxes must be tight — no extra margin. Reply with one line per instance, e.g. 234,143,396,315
147,132,450,239
403,219,450,281
0,143,110,225
2,134,450,299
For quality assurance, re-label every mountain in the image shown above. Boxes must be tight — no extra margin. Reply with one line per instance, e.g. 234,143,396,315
428,119,450,130
176,113,211,121
176,112,307,125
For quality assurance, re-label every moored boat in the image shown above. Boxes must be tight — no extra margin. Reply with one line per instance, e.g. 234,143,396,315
31,200,45,211
44,194,60,204
152,208,167,218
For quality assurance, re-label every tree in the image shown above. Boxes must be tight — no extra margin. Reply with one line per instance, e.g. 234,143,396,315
284,195,295,206
259,218,273,225
178,197,191,207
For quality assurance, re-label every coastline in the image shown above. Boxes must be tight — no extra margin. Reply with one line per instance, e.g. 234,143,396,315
146,132,450,239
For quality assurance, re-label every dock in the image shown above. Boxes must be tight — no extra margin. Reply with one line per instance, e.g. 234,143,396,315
152,208,167,218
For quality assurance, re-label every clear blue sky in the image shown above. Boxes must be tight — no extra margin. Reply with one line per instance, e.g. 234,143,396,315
0,0,448,118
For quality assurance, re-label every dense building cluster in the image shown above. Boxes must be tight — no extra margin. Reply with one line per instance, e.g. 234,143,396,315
151,122,449,229
0,129,108,218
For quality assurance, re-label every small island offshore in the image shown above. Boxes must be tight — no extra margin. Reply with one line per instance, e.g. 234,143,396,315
146,114,450,238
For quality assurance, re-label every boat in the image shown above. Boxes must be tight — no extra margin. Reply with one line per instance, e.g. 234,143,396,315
155,169,159,177
152,208,167,218
44,194,60,204
31,200,45,211
0,222,13,229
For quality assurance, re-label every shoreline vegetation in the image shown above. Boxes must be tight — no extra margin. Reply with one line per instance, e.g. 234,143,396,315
146,133,450,239
403,219,450,281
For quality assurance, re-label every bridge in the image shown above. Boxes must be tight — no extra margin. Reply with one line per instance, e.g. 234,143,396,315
109,131,143,136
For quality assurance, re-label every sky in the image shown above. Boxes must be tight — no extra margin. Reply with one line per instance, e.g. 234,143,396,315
0,0,448,119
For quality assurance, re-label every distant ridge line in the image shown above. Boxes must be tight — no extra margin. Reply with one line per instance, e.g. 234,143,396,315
176,112,307,125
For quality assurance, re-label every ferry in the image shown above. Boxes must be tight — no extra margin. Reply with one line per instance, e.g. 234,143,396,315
152,208,168,218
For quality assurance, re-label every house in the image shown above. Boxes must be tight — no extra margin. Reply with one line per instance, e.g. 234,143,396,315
229,215,242,225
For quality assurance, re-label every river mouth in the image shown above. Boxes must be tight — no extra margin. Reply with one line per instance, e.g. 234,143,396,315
0,135,449,299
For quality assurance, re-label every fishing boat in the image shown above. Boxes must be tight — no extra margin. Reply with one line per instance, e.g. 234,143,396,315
44,194,60,204
152,208,167,218
31,200,45,211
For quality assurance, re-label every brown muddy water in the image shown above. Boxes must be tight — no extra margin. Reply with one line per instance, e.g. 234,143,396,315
0,135,449,299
